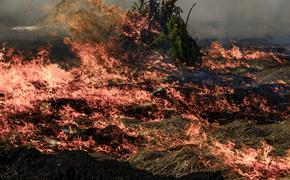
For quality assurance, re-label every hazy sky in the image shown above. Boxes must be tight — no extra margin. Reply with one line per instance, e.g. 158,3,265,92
0,0,289,39
181,0,290,38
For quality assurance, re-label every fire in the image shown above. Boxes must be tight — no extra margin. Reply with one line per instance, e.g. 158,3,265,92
43,0,125,41
209,141,290,179
203,42,286,71
0,2,289,179
184,117,290,179
0,40,289,178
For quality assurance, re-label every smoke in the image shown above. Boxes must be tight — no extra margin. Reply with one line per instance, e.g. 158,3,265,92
180,0,290,39
0,0,60,40
0,0,57,26
0,0,290,39
111,0,290,39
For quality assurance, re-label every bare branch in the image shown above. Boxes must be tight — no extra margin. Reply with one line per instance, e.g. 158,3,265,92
185,2,197,29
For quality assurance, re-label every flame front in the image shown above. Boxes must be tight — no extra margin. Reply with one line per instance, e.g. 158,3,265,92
0,1,289,179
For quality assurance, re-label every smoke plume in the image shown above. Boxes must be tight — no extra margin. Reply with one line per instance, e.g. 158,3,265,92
0,0,290,39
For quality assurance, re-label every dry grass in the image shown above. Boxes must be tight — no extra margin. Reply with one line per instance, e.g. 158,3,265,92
128,145,207,177
254,64,290,84
215,120,290,156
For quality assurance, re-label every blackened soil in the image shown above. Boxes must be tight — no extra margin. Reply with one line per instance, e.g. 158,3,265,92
0,147,223,180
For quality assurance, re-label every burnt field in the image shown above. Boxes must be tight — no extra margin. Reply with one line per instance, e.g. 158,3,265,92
0,1,290,180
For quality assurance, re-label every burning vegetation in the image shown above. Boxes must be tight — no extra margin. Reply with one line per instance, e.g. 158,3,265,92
0,0,289,179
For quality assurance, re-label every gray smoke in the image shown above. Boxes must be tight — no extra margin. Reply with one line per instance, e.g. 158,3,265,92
0,0,290,39
0,0,60,39
180,0,290,39
0,0,56,25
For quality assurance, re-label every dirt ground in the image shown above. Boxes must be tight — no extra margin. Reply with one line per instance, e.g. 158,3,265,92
0,147,223,180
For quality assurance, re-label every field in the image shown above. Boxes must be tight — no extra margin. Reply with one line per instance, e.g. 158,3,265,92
0,1,289,179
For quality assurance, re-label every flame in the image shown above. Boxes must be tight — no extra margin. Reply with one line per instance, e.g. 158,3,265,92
0,37,289,178
203,42,286,71
184,117,290,179
209,141,290,179
43,0,125,41
0,3,289,179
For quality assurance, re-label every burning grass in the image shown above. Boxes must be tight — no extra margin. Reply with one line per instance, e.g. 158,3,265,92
0,38,289,179
43,0,125,41
202,41,286,74
0,1,289,179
